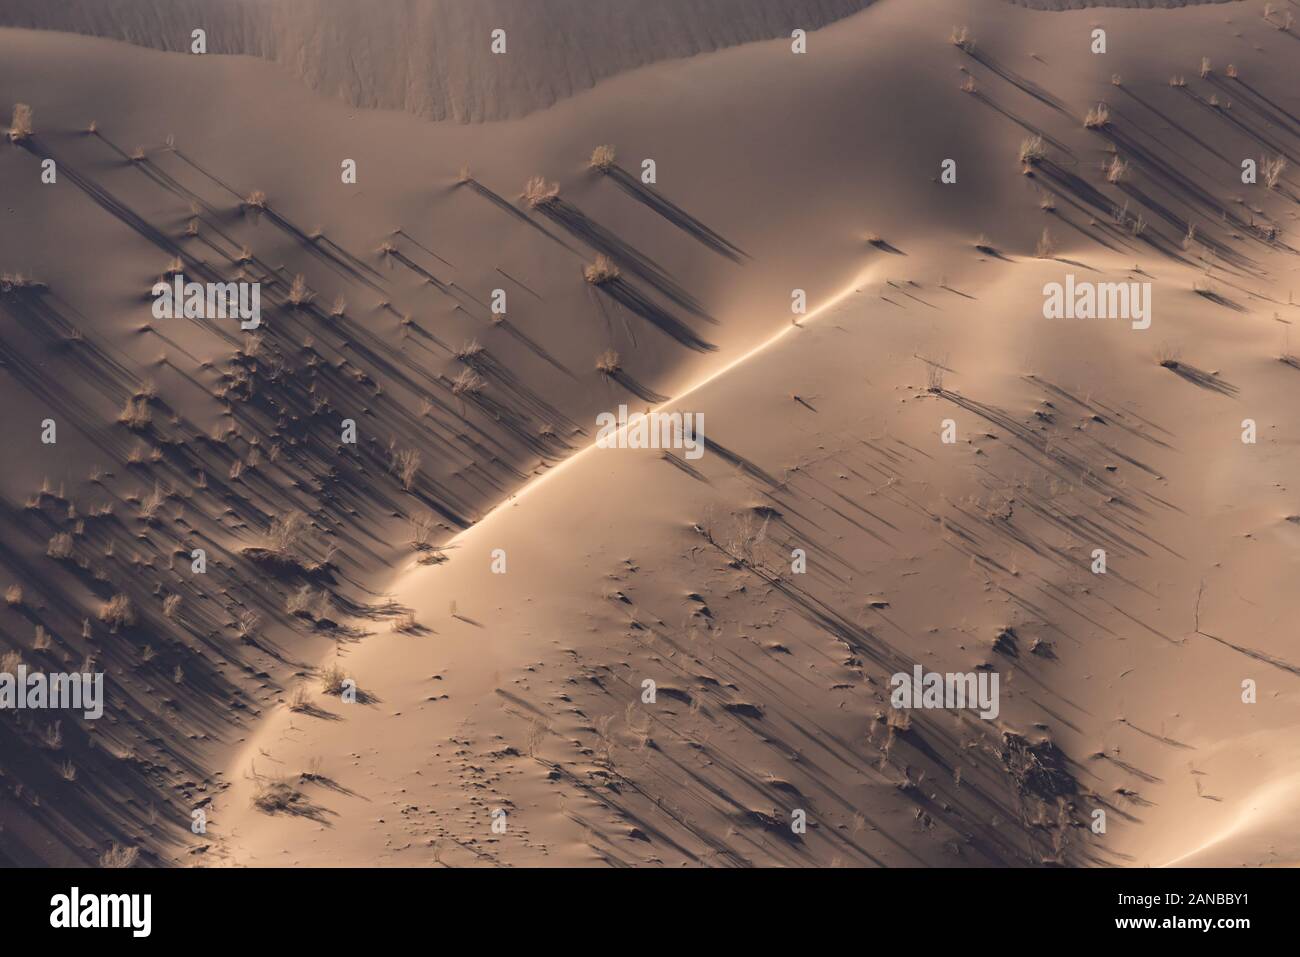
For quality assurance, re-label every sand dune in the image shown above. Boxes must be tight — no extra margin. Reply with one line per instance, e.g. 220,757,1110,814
1,0,1297,869
0,0,876,121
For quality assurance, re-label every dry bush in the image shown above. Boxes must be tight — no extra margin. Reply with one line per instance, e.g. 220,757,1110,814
329,294,346,318
98,594,136,631
584,254,621,285
1263,155,1287,190
454,338,484,362
1105,156,1128,184
410,511,436,550
595,349,622,377
456,163,471,185
236,610,260,639
1199,56,1212,79
393,448,420,491
1169,75,1186,88
4,584,23,607
0,273,47,298
960,74,977,94
320,663,349,695
1019,135,1046,168
625,702,652,751
289,685,311,712
8,103,32,142
949,26,973,51
1035,228,1056,259
725,511,770,567
1083,103,1110,129
245,190,267,209
46,533,74,560
594,714,615,766
286,274,313,306
267,511,308,555
525,717,550,758
139,482,166,521
523,176,560,208
923,356,947,393
100,843,139,868
118,397,152,430
589,144,617,172
391,610,418,633
451,368,485,396
162,594,181,619
251,776,302,814
286,586,314,617
1,650,22,675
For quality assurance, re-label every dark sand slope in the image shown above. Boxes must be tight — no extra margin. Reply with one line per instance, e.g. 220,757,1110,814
0,0,876,121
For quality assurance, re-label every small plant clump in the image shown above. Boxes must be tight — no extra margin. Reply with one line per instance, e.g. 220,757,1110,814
523,176,560,209
596,349,622,377
8,103,33,142
584,254,621,285
589,145,617,172
98,594,136,631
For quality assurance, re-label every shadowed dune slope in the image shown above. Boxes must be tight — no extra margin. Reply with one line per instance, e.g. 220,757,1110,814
0,0,877,121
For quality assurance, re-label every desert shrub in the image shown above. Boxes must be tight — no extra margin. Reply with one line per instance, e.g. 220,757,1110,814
98,594,136,630
523,176,560,208
118,397,152,430
589,145,617,171
1084,103,1110,128
320,663,349,695
596,349,622,377
584,254,621,285
1019,135,1046,167
46,533,75,560
8,103,33,141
